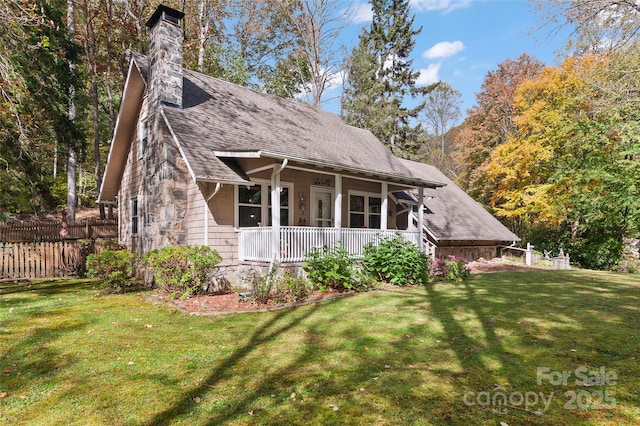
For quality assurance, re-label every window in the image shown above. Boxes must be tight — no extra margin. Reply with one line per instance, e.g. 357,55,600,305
138,118,148,156
349,192,381,229
130,198,139,235
268,186,289,226
237,182,291,227
238,185,262,227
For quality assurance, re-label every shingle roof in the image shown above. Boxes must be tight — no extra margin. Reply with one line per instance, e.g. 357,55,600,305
133,54,443,188
400,159,520,242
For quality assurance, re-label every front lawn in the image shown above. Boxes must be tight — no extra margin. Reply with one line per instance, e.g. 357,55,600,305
1,271,639,425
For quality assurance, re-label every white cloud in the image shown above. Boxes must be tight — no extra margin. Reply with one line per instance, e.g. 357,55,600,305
416,63,441,85
349,2,373,24
422,41,465,59
410,0,472,14
325,69,345,90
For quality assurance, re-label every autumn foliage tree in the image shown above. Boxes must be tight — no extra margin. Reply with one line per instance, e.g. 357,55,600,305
486,54,640,269
455,53,545,207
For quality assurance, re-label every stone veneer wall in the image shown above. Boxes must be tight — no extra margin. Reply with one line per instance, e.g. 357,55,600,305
142,8,188,252
142,131,189,253
146,10,183,109
435,245,499,263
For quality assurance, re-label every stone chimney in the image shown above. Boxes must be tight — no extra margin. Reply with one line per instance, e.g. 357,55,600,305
146,5,184,109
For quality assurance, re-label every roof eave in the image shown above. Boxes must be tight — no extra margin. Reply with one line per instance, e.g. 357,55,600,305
97,59,146,203
213,150,446,188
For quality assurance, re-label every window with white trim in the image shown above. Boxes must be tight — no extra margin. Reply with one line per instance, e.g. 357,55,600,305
130,197,139,235
238,184,262,227
237,182,292,227
349,191,381,229
268,185,290,226
138,118,148,157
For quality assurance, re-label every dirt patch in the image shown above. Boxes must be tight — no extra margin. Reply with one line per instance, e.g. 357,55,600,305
468,259,545,274
145,261,542,315
147,288,356,316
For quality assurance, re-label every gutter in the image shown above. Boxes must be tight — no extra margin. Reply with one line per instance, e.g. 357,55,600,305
213,150,446,189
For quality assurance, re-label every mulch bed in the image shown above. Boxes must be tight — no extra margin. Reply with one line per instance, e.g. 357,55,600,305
143,260,542,316
147,288,358,316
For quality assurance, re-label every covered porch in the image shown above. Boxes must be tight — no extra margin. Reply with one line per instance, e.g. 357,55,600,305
201,153,445,266
239,226,425,263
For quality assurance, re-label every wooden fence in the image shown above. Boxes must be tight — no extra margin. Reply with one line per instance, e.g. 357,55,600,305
0,221,117,243
0,240,113,280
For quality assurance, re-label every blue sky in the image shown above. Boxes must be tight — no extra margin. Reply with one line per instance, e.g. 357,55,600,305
320,0,573,120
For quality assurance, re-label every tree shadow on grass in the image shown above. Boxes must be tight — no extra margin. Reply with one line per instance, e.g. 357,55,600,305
143,299,335,426
0,321,84,404
410,271,640,424
0,279,94,296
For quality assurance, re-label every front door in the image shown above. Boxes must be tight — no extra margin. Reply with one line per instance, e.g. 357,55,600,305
311,187,334,227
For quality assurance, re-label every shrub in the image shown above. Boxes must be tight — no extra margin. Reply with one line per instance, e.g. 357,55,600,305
247,266,313,305
362,235,430,286
86,249,137,293
144,245,222,299
303,243,370,292
431,255,471,281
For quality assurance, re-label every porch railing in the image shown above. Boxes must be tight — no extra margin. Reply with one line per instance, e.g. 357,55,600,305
239,226,421,263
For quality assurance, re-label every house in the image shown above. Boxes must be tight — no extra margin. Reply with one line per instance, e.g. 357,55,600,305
398,159,520,262
98,5,518,284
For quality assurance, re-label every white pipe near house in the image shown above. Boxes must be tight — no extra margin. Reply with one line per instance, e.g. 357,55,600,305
271,159,288,262
418,187,425,252
203,182,222,246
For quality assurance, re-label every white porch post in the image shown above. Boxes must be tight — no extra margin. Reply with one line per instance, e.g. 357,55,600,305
271,171,281,261
418,187,425,252
381,181,388,230
334,174,342,229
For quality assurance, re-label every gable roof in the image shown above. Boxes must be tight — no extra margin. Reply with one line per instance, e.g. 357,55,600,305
145,54,443,188
99,53,446,203
400,159,520,242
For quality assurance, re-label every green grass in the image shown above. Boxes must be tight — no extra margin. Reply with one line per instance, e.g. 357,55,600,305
1,271,639,425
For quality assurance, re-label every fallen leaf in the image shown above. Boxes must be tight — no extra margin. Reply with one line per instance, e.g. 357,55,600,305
194,397,202,403
145,324,153,328
384,365,390,369
500,422,509,426
372,377,379,381
359,388,365,392
570,349,577,352
0,392,7,398
247,411,253,416
290,392,296,399
329,404,339,411
127,361,134,365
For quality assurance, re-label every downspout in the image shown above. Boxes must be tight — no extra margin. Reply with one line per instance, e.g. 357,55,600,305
203,182,222,246
269,159,288,273
418,187,425,252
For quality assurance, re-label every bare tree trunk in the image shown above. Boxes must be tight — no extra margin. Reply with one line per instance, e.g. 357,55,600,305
197,0,210,73
67,0,77,223
105,0,115,123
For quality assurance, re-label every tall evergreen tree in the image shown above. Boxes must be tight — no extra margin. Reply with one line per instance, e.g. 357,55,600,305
342,0,432,156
